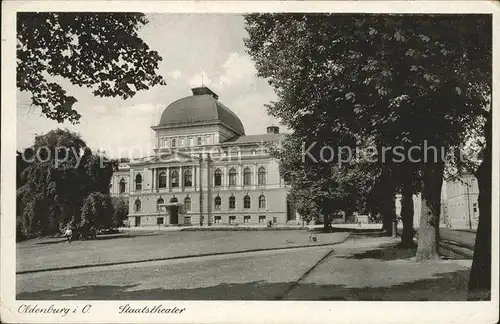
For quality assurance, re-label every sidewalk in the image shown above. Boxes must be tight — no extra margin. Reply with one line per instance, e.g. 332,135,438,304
284,236,472,301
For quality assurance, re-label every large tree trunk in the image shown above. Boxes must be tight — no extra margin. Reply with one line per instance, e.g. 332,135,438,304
468,112,492,300
378,168,395,236
381,195,394,236
322,200,331,232
416,160,444,261
400,177,416,247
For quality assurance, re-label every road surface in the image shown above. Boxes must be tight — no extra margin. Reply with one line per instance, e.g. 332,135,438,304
17,235,471,301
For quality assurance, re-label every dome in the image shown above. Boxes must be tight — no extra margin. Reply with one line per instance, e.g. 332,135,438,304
157,87,245,135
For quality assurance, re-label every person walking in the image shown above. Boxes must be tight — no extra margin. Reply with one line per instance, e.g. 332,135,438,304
64,226,73,244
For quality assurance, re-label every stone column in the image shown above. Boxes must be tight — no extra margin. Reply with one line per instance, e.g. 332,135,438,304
151,168,155,192
223,166,228,187
194,165,198,191
129,169,134,192
166,167,170,190
238,165,243,187
180,166,184,189
253,164,257,189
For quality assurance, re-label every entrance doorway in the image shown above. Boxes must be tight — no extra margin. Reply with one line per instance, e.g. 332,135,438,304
169,197,179,225
134,216,141,227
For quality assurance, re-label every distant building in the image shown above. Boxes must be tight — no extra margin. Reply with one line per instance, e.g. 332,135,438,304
110,87,297,227
395,173,479,229
445,174,479,228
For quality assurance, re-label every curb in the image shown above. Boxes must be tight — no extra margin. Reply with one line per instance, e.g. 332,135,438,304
17,235,350,275
441,239,475,250
440,240,474,258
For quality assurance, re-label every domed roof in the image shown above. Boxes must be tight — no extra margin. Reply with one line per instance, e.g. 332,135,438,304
157,87,245,135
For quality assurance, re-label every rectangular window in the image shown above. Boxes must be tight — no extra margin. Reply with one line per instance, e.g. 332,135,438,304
215,216,221,223
259,215,266,223
273,216,277,224
157,217,164,225
197,136,202,146
229,216,236,224
184,217,191,225
244,216,251,223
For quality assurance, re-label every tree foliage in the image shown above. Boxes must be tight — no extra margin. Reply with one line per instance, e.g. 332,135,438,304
17,12,166,123
244,14,491,257
112,197,129,228
16,129,116,239
273,134,377,229
80,192,114,229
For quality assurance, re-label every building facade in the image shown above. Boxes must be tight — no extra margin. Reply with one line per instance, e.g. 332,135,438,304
395,173,480,229
110,86,296,227
445,174,479,228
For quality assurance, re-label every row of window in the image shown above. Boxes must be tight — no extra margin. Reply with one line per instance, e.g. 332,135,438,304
214,215,275,224
214,167,266,186
161,134,213,148
153,215,276,225
128,166,267,192
133,195,267,213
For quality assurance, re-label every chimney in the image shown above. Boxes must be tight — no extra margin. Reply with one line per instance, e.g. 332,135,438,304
191,86,219,100
267,126,279,134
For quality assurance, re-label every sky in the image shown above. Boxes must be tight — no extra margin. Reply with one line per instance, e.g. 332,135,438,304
16,14,279,157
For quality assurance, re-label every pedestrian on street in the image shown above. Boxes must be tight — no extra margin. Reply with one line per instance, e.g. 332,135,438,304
64,226,73,244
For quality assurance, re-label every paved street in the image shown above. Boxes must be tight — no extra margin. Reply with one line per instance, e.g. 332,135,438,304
17,233,472,300
440,228,477,249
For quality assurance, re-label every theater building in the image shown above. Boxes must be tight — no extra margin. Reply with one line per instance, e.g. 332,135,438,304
110,86,297,227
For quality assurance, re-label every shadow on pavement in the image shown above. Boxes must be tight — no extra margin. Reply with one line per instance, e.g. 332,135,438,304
17,269,473,301
339,243,418,261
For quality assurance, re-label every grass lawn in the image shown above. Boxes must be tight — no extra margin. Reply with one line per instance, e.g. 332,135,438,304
17,230,349,273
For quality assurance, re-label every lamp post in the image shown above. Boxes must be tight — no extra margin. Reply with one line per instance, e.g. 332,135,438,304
465,181,472,230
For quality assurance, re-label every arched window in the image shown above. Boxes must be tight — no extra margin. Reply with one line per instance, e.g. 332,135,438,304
158,171,167,188
135,199,141,212
229,196,236,209
135,174,142,190
184,197,191,211
243,167,252,186
258,167,266,185
244,195,251,209
171,170,179,188
259,195,266,209
214,169,222,186
214,196,222,210
119,178,126,193
229,168,237,186
170,197,178,203
157,198,164,211
184,169,193,187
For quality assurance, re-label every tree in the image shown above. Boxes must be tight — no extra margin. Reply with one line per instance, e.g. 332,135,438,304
80,192,114,229
273,134,375,231
17,12,166,123
244,14,490,259
16,129,116,239
112,197,129,228
468,110,492,300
